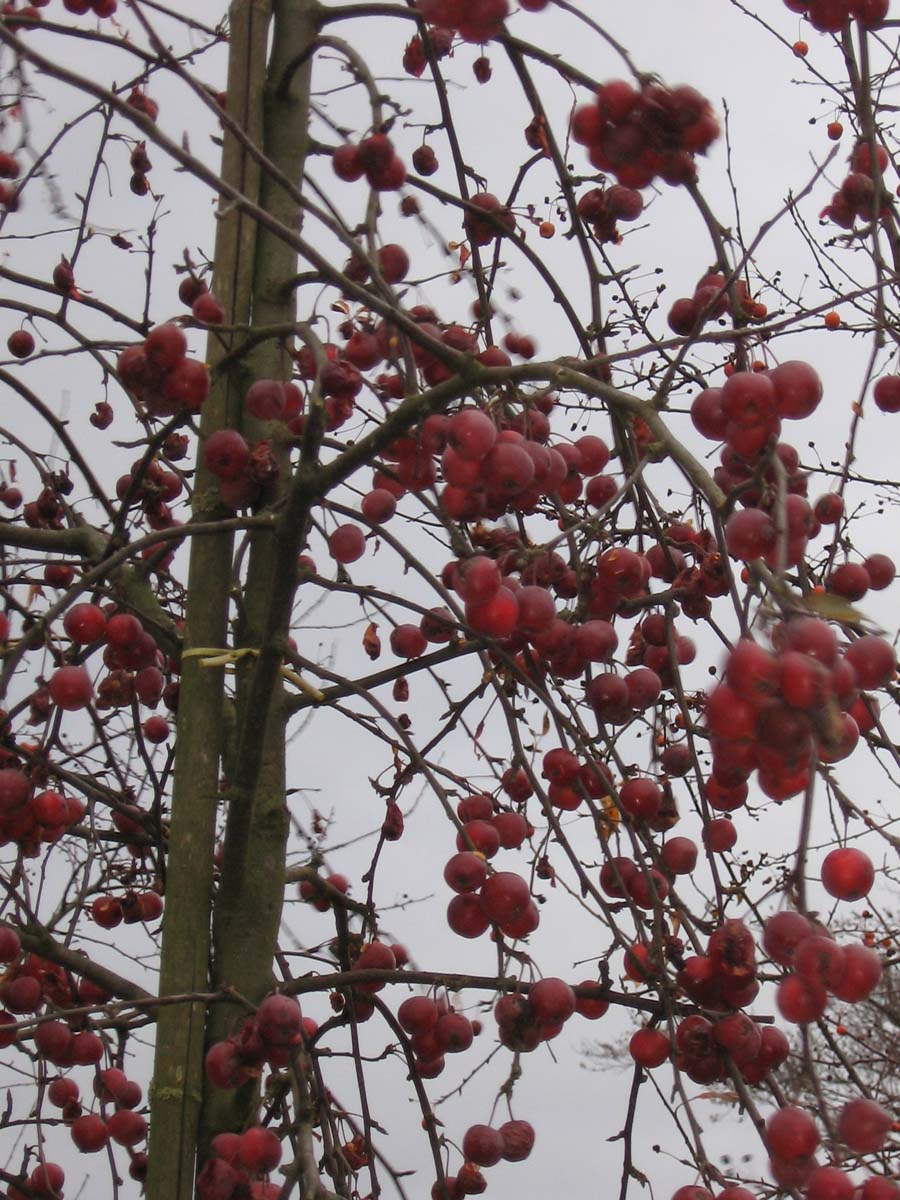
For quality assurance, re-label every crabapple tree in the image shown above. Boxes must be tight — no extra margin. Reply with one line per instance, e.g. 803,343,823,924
0,0,899,1199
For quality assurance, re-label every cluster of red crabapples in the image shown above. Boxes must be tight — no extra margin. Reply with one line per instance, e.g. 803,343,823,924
627,911,885,1162
207,304,562,523
706,616,895,803
357,448,734,725
493,975,608,1051
667,270,766,337
784,0,889,32
0,926,151,1178
765,905,883,1031
0,0,118,39
462,192,517,245
58,0,119,20
435,1118,535,1199
675,1104,896,1200
204,991,311,1091
128,139,153,198
112,452,186,550
58,1067,147,1160
691,358,899,604
201,975,508,1197
576,182,644,244
90,890,163,928
395,988,479,1080
49,602,173,715
628,919,795,1087
201,376,309,507
14,472,68,532
0,924,110,1023
761,1097,894,1198
0,604,176,850
443,793,537,944
437,792,612,1185
414,0,549,45
177,272,226,324
326,405,616,582
571,78,720,191
117,322,210,417
332,132,407,191
693,361,823,495
399,981,593,1198
298,869,351,911
5,1067,148,1195
196,1127,284,1200
402,26,453,78
199,995,313,1197
344,241,411,286
432,405,608,526
0,767,85,851
821,140,892,230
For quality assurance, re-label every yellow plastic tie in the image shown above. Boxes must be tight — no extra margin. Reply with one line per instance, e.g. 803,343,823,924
183,647,325,702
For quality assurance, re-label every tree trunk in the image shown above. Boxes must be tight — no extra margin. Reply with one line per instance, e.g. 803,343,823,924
200,0,318,1148
145,1,274,1195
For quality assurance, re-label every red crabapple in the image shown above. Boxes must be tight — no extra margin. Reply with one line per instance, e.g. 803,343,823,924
49,666,93,711
838,1097,891,1153
499,1119,535,1161
7,329,34,358
462,1125,504,1167
71,1114,109,1152
821,847,874,901
766,1106,819,1159
238,1126,282,1173
629,1027,670,1068
328,524,366,564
